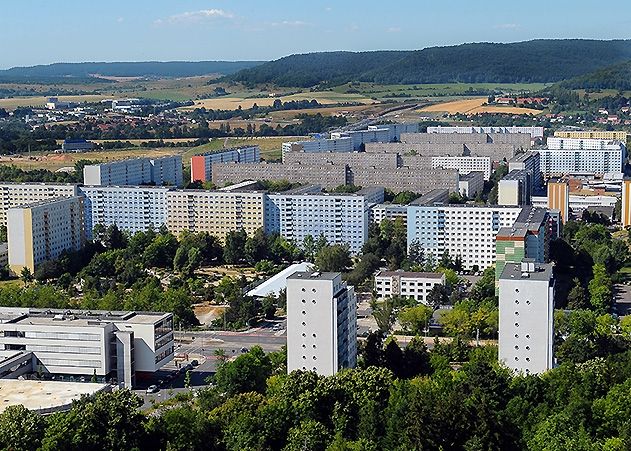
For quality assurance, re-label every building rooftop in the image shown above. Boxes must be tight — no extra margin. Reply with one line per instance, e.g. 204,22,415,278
509,152,539,162
248,262,314,297
375,270,445,279
287,271,340,281
9,196,81,210
409,189,450,206
0,307,171,326
502,169,529,181
0,380,108,414
500,261,553,282
460,171,484,181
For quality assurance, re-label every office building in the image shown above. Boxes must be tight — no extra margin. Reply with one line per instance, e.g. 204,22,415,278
0,183,79,227
547,180,569,223
498,170,532,206
407,201,522,270
265,186,384,254
190,146,261,183
79,186,171,239
0,307,174,388
286,271,357,376
426,126,544,140
622,179,631,227
374,270,445,304
509,152,542,189
553,130,628,141
281,137,353,160
537,140,625,177
495,207,553,283
166,189,266,240
431,156,492,180
7,197,85,274
499,261,554,375
458,171,484,198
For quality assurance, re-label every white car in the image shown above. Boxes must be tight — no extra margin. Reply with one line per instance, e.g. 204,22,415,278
146,385,159,394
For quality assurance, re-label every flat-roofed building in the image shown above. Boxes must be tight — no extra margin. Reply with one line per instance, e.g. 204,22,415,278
537,139,625,177
509,152,542,189
7,196,84,274
547,180,569,223
432,156,492,180
426,126,544,140
369,203,408,226
286,271,357,376
0,183,79,227
374,270,445,304
622,179,631,227
149,155,183,187
190,146,260,183
282,138,353,161
554,130,628,141
459,171,485,198
83,158,152,186
499,170,532,206
0,307,174,388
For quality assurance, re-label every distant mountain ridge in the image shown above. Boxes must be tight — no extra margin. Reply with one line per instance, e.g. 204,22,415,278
227,39,631,87
558,60,631,91
0,61,265,80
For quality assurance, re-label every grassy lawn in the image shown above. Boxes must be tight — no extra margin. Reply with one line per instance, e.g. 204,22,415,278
182,136,307,162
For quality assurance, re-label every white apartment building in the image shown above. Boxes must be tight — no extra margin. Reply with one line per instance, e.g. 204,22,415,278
83,158,152,186
79,186,171,239
0,308,174,388
149,155,183,187
0,183,79,227
286,271,357,376
431,156,492,180
458,172,485,198
499,261,554,375
427,126,545,140
330,124,418,150
536,147,624,177
166,189,265,240
7,196,85,274
281,138,353,160
369,204,408,226
546,137,626,151
509,152,542,189
190,146,260,183
374,270,445,304
265,187,384,254
407,203,522,270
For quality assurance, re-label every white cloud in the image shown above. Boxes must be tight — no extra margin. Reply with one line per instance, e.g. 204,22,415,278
155,9,234,25
387,27,401,33
494,23,520,30
270,20,309,28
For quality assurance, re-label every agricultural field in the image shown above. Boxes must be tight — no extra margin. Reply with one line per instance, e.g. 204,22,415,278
0,94,114,110
418,98,544,115
181,136,306,162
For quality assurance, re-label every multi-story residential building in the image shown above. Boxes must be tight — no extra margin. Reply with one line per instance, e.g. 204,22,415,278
458,171,484,198
331,123,419,150
499,261,554,375
431,156,492,180
79,186,171,239
622,179,631,227
537,139,625,177
553,130,628,141
149,156,183,187
367,141,520,162
498,170,532,206
83,158,152,186
7,196,85,274
0,183,79,227
509,152,542,189
407,201,522,270
547,180,569,223
369,204,408,226
190,146,260,183
401,131,532,148
265,186,384,254
495,207,553,284
426,126,544,140
281,138,353,160
286,271,357,376
0,307,174,388
166,189,266,240
374,270,445,304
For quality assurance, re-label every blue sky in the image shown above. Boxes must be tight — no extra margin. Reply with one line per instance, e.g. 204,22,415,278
2,0,631,69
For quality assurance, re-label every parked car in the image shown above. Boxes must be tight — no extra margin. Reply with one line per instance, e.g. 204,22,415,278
240,347,249,353
191,359,199,367
146,385,159,394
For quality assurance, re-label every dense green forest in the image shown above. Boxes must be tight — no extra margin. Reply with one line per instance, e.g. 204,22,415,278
0,61,265,81
227,39,631,87
559,60,631,91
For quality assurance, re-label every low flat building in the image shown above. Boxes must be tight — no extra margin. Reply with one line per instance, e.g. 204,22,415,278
61,139,94,152
0,307,174,388
374,270,445,304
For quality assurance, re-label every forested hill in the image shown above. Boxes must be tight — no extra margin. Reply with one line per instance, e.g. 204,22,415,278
228,39,631,87
0,60,265,80
558,60,631,91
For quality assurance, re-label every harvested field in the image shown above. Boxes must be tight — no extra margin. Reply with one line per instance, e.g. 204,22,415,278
419,98,542,115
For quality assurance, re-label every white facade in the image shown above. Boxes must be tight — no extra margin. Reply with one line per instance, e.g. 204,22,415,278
83,158,152,186
369,204,408,226
536,147,624,177
407,204,522,270
546,137,626,151
79,186,171,239
0,183,79,227
149,156,183,187
374,270,445,304
427,126,544,139
432,156,492,180
190,146,260,182
330,123,417,150
499,261,554,375
458,172,485,198
265,187,384,254
286,271,357,376
0,308,174,388
7,197,84,274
